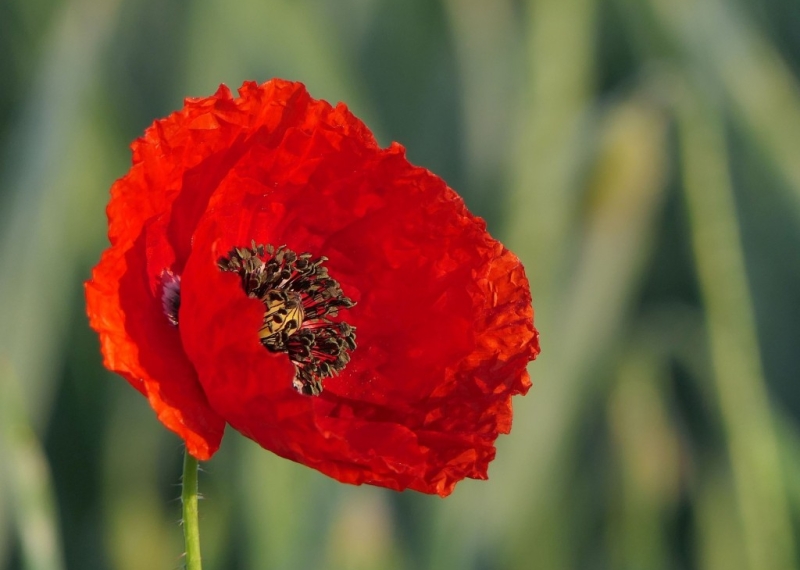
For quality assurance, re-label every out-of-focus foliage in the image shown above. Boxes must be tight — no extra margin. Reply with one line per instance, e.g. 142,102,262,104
1,0,799,568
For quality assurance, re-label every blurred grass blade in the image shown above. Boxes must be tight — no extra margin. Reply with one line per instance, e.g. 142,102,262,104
0,0,122,430
182,0,369,125
483,85,669,568
0,449,7,568
650,0,800,214
442,0,519,206
322,487,401,570
0,362,65,570
425,0,598,564
776,417,800,536
607,347,680,570
237,440,322,570
695,467,750,570
507,0,598,304
101,386,180,570
677,85,796,570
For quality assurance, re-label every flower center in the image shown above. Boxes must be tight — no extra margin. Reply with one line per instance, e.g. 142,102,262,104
217,243,356,396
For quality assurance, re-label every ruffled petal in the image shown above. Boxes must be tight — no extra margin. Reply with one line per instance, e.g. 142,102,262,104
86,217,225,459
85,85,261,457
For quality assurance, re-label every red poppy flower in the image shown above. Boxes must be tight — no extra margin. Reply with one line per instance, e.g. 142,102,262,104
85,79,540,496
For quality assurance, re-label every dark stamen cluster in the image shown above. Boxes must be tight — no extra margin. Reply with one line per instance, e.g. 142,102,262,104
217,242,356,396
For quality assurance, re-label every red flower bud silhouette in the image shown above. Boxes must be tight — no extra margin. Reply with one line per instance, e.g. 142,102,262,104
85,79,540,496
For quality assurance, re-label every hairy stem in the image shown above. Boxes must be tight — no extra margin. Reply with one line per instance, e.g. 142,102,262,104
182,449,202,570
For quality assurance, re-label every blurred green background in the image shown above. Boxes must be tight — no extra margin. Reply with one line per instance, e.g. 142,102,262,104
2,0,800,568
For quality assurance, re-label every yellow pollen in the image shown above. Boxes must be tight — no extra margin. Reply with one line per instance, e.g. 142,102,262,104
259,292,305,340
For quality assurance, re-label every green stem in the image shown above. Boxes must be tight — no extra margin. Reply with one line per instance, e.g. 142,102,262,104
182,449,202,570
678,85,796,570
